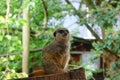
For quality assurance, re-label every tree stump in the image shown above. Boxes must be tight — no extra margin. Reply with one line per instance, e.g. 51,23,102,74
13,68,86,80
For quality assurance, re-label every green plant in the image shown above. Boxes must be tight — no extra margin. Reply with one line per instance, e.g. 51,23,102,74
0,56,28,80
92,28,120,80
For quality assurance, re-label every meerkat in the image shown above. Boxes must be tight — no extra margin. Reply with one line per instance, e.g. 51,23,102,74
42,28,70,74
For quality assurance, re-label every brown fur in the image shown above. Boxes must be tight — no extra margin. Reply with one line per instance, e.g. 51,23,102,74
42,28,70,74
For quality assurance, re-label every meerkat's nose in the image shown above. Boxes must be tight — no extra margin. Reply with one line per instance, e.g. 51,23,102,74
63,32,67,36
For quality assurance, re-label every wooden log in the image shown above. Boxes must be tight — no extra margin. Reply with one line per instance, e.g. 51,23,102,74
12,68,86,80
69,68,86,80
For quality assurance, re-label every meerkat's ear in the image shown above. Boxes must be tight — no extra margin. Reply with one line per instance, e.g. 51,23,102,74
53,31,56,37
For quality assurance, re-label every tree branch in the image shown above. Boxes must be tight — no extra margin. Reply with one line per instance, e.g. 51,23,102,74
83,0,95,9
65,0,120,59
0,48,43,57
6,0,10,35
65,0,101,41
84,23,102,41
41,0,48,29
1,0,11,79
104,48,120,59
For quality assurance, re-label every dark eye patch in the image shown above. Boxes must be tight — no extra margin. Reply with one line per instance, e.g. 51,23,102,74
58,29,69,34
58,30,64,33
65,30,69,33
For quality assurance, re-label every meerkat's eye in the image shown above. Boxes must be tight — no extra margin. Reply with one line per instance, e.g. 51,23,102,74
58,30,64,33
66,30,69,33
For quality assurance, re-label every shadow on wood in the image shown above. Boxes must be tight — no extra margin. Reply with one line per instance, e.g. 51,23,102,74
90,72,104,80
13,68,86,80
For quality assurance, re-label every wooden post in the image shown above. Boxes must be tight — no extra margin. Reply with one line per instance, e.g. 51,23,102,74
12,68,86,80
22,0,30,74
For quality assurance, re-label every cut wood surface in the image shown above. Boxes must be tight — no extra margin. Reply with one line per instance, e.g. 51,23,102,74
13,68,86,80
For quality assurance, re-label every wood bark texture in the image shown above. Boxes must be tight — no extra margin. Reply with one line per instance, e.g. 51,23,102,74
13,68,86,80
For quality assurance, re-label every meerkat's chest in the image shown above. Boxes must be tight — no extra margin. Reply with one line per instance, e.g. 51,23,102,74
55,43,70,53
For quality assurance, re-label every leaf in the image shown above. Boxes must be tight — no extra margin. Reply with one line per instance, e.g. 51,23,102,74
0,57,7,64
9,55,15,61
0,16,5,23
0,36,4,41
18,19,27,27
104,78,111,80
6,35,12,40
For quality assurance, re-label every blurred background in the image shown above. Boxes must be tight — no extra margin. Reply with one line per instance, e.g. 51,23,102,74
0,0,120,80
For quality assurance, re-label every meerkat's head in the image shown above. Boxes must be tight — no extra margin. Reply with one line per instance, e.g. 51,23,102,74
53,28,70,42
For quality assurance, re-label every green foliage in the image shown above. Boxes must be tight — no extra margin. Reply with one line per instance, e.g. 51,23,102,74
90,7,118,27
103,28,120,54
0,56,27,80
0,0,66,79
92,28,120,79
0,0,6,16
8,54,22,71
85,1,120,79
91,5,117,28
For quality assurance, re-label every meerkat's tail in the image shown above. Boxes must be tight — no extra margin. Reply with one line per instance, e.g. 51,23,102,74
29,69,45,77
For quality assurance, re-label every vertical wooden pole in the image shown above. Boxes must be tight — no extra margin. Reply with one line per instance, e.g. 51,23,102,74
22,0,30,74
